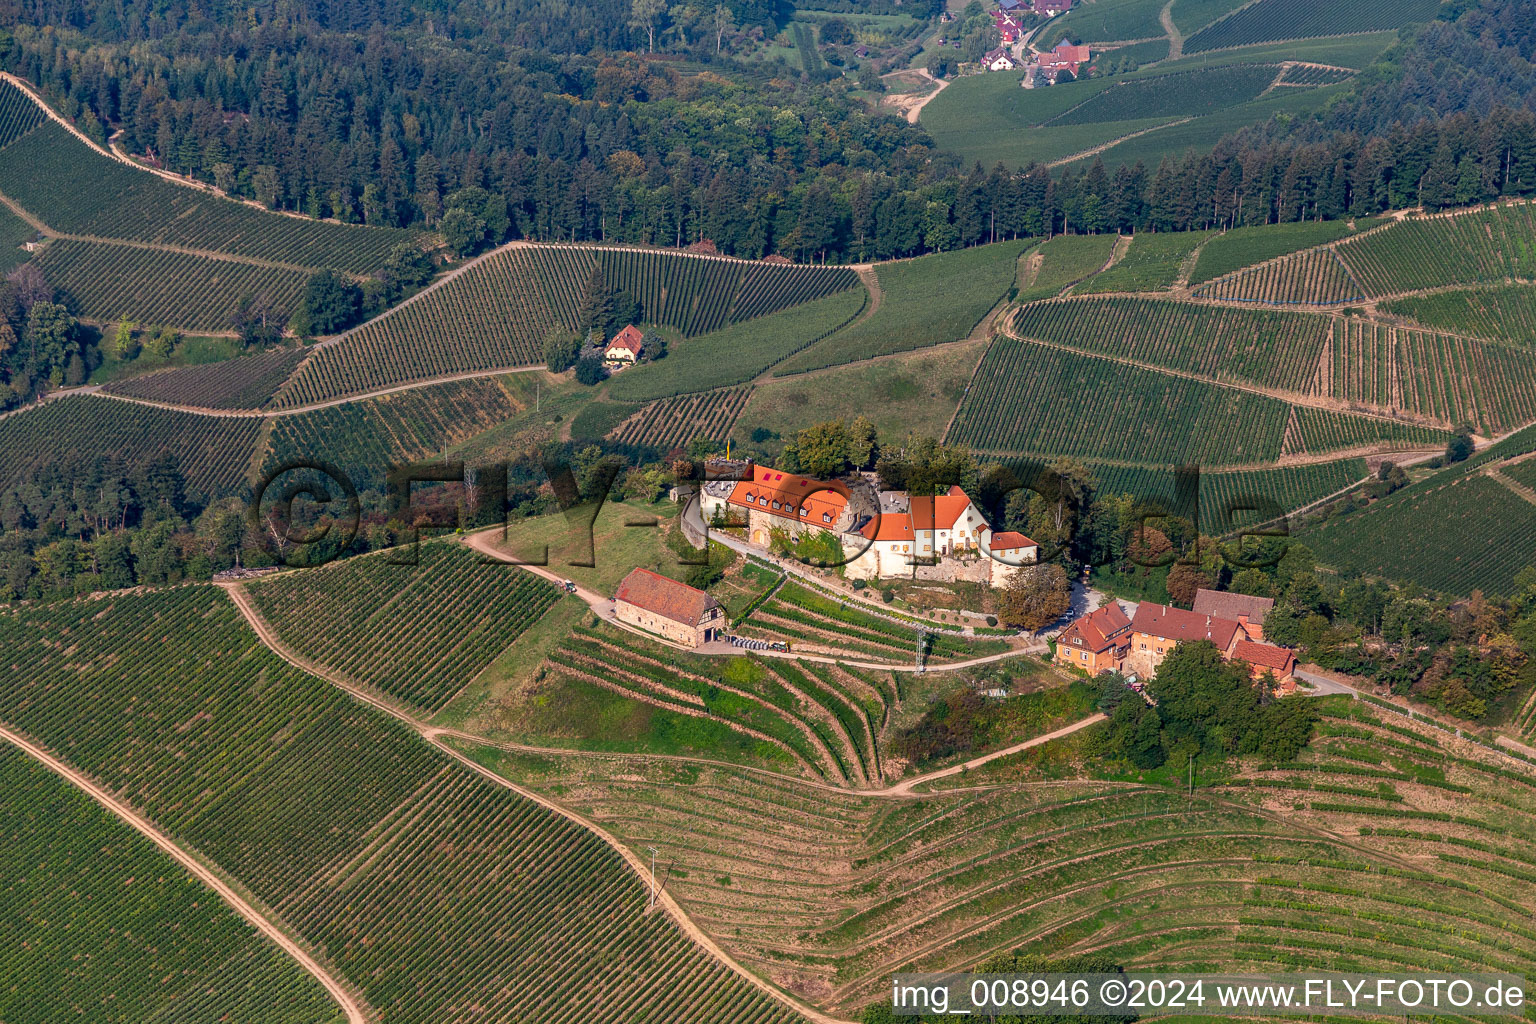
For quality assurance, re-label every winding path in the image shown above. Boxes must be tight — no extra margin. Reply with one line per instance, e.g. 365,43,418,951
0,721,369,1024
217,582,855,1024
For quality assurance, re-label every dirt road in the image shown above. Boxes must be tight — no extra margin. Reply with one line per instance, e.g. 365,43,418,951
0,721,368,1024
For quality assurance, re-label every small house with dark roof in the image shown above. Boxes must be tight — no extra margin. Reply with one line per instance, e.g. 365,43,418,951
1192,588,1274,641
613,568,724,647
1231,638,1297,692
1054,603,1132,675
984,46,1018,70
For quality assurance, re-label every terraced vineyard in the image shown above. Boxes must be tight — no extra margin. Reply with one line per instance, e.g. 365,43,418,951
1323,317,1536,433
1336,203,1536,296
1190,219,1372,285
611,386,753,448
1185,0,1443,51
261,376,521,484
0,118,413,274
1192,246,1364,306
1010,296,1330,392
274,245,856,408
735,582,1012,666
0,586,804,1024
101,346,307,410
775,240,1031,374
1381,284,1536,345
480,696,1536,1017
1281,406,1449,456
1301,470,1536,596
248,542,561,713
1275,63,1354,86
0,395,260,496
0,746,345,1024
33,238,310,331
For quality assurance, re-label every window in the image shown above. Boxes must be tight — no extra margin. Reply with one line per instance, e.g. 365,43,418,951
799,507,809,517
1140,643,1147,650
1081,652,1088,661
772,500,781,510
759,496,768,506
1073,637,1082,646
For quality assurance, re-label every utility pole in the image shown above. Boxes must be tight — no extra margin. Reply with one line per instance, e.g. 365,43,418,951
1188,753,1194,797
647,846,659,910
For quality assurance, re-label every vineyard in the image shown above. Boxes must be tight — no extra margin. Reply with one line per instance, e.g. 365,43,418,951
0,79,45,147
1185,0,1442,51
1010,296,1331,392
1381,284,1536,345
1076,230,1212,294
1017,234,1114,301
483,697,1536,1016
1080,458,1369,521
248,542,562,713
1191,246,1364,305
1323,317,1536,434
0,586,803,1024
1280,405,1449,456
1301,470,1536,596
1335,203,1536,296
1275,63,1354,86
0,746,345,1024
1045,66,1280,125
949,339,1292,464
0,395,260,497
0,204,34,274
0,119,413,274
605,286,866,402
610,386,754,448
775,240,1031,374
273,245,856,408
1190,219,1370,285
261,376,520,485
102,346,307,410
34,238,310,331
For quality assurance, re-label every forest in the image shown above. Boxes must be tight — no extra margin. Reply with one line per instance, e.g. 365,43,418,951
1,0,1534,262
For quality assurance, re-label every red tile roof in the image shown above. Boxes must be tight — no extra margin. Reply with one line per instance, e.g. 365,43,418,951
614,568,720,627
1233,639,1296,675
860,512,914,542
910,485,984,532
989,530,1037,552
1131,603,1240,649
727,465,847,526
1059,603,1132,653
1192,588,1274,626
606,324,645,355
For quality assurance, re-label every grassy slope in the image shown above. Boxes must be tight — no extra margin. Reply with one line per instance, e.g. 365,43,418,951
732,338,986,448
1020,233,1121,300
774,240,1030,374
1077,230,1213,293
1037,0,1166,47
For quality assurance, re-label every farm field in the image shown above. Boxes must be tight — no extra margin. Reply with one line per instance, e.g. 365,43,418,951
1190,219,1377,284
247,541,562,714
0,203,34,273
610,386,753,448
1185,0,1444,52
479,500,688,594
0,118,412,274
1077,230,1213,293
1010,295,1331,391
1047,65,1280,126
0,77,46,146
1037,0,1166,47
473,696,1536,1017
0,586,804,1024
0,746,345,1024
735,339,985,449
260,375,521,485
101,346,307,409
1301,470,1536,597
1168,0,1249,34
1381,284,1536,345
273,245,857,408
1077,458,1370,522
1018,233,1118,301
0,395,260,497
605,286,866,402
1192,246,1364,305
774,240,1029,374
1335,203,1536,296
33,238,311,331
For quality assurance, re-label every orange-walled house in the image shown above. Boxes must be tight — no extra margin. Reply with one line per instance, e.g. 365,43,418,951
1053,603,1132,675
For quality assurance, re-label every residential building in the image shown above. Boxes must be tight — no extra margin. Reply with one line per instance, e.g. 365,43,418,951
709,464,851,548
1034,0,1071,14
1053,603,1132,675
985,530,1039,587
984,47,1018,70
613,568,724,648
1232,638,1297,693
1192,588,1274,641
1126,603,1242,677
845,485,994,580
844,511,919,581
604,324,645,363
1039,41,1091,76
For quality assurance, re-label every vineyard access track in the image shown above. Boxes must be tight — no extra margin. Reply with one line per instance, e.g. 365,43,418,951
0,721,371,1024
